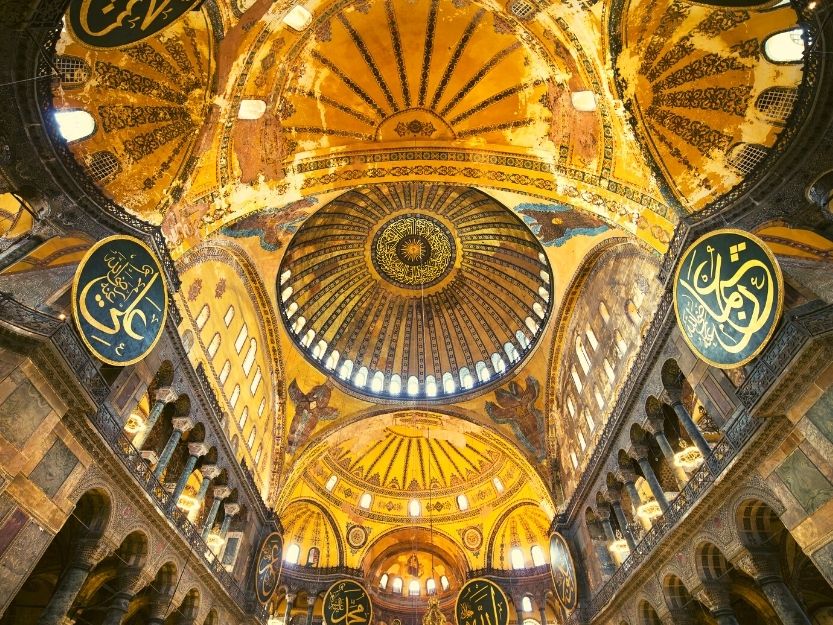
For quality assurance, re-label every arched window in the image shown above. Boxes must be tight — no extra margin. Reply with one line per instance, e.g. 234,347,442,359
493,477,505,494
511,547,525,569
626,300,642,325
409,580,420,596
598,302,610,324
338,359,353,380
426,375,438,397
325,350,340,371
604,358,615,383
585,325,599,350
258,398,266,416
223,305,235,327
247,427,256,449
354,366,368,388
207,333,221,358
54,110,96,142
571,366,583,393
230,435,239,456
457,494,469,511
392,577,403,593
370,371,384,393
250,368,262,394
726,143,768,176
755,87,797,123
614,331,627,358
196,305,210,330
763,28,805,64
380,573,388,590
594,386,605,409
283,4,312,30
578,430,586,451
238,407,248,429
325,475,338,491
242,339,257,375
440,576,450,591
576,337,591,375
459,367,474,389
234,324,249,353
407,375,419,395
307,547,320,566
238,99,267,120
219,360,231,384
584,409,595,432
532,301,545,319
492,352,506,374
285,543,300,564
443,372,455,394
566,396,576,418
389,374,402,395
521,597,533,613
84,151,120,182
55,55,91,87
229,385,240,409
427,578,437,595
570,451,578,469
409,499,421,517
476,361,490,383
254,445,262,465
531,545,545,566
359,492,372,509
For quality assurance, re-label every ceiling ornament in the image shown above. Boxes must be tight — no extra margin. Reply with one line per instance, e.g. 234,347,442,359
278,182,553,401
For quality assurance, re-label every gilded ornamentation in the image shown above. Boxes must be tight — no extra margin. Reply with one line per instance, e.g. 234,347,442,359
372,215,454,288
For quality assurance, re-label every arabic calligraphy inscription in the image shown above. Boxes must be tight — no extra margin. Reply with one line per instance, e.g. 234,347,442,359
323,579,372,625
254,532,283,605
549,532,577,611
674,229,783,368
72,235,168,366
455,578,508,625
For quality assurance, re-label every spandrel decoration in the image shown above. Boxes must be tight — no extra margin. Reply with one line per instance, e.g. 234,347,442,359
254,532,283,605
323,579,373,625
674,229,783,368
72,235,168,366
549,532,577,612
67,0,203,49
455,578,508,625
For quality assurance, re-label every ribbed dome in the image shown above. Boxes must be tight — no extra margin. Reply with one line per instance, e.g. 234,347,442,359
278,183,552,400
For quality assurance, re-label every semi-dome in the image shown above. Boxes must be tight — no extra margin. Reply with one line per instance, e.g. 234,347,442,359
278,182,553,400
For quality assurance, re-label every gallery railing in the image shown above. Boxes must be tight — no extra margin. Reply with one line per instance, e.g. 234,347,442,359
0,295,268,622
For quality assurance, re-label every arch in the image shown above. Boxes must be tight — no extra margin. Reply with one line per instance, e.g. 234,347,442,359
755,86,798,123
735,498,782,547
637,600,663,625
54,109,96,142
203,609,219,625
485,501,551,569
695,541,732,582
763,27,806,64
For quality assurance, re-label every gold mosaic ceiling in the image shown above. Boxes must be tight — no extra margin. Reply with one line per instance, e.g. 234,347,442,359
278,182,553,400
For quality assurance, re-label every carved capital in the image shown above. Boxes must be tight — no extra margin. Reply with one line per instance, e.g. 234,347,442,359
616,467,638,484
731,547,781,582
694,580,733,614
643,415,666,436
72,537,112,570
30,218,62,239
201,464,221,479
155,386,178,404
140,450,158,465
629,443,650,462
171,416,195,433
212,486,232,500
605,486,624,503
188,442,210,457
595,505,612,521
224,502,241,517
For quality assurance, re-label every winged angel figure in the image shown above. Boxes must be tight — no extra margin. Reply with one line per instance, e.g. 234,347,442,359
287,380,339,453
485,377,545,459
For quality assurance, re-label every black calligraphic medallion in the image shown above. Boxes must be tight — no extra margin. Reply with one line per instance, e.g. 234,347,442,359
254,532,283,605
549,532,577,611
323,579,373,625
67,0,203,49
674,229,783,369
455,578,509,625
72,235,168,366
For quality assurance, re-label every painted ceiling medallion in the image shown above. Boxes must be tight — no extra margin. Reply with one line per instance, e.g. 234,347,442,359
278,182,553,401
372,215,455,288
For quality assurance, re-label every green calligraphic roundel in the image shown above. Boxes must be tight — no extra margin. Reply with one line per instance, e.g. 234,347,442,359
254,532,283,605
67,0,204,49
323,579,373,625
455,578,509,625
72,235,168,366
673,228,783,369
549,532,577,612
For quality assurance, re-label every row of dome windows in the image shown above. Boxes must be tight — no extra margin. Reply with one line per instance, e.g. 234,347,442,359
324,474,506,507
379,574,450,596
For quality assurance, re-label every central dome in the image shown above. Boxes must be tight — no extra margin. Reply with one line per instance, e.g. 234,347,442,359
278,183,553,400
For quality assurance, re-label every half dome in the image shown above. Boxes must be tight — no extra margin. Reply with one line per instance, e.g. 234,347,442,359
278,183,553,400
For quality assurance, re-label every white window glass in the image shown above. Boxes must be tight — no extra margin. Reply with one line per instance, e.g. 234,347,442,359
389,374,402,395
258,398,266,417
409,580,420,596
599,302,610,324
359,492,372,509
54,110,95,142
614,330,627,357
594,386,605,409
247,428,256,449
223,306,235,327
576,337,591,375
238,99,267,119
425,375,437,397
235,324,248,353
493,477,504,494
325,475,337,491
531,545,545,566
285,543,300,564
250,368,262,394
584,409,595,431
219,360,231,384
229,385,240,409
456,494,469,511
571,366,583,393
521,597,533,613
426,578,436,595
242,339,257,375
196,305,210,330
578,430,586,451
380,573,388,590
440,576,450,591
566,396,576,418
604,358,615,382
207,333,221,358
585,325,599,350
570,451,578,469
370,371,384,393
407,375,419,396
238,407,248,429
254,445,262,465
409,499,421,517
626,300,642,325
764,28,805,63
392,577,403,593
511,547,525,569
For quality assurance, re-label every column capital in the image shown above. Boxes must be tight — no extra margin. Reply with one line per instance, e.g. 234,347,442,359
154,386,178,404
605,487,624,504
201,464,221,479
212,486,232,500
286,592,297,604
224,502,241,517
643,416,666,436
694,580,733,614
731,546,781,583
172,416,195,433
629,443,650,461
616,467,638,484
72,537,113,570
188,442,210,457
595,505,612,521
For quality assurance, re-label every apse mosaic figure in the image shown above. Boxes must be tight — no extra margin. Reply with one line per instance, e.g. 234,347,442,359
323,580,373,625
455,578,509,625
72,235,167,366
674,229,783,368
254,532,283,605
67,0,203,48
549,532,577,612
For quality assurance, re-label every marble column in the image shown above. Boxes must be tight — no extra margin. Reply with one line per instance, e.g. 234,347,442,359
644,418,689,488
663,387,711,459
201,486,231,539
152,416,194,480
592,538,616,577
217,503,241,559
306,600,315,625
733,549,812,625
133,386,177,449
100,566,146,625
630,445,669,513
188,464,220,523
37,537,111,625
168,442,209,512
147,589,174,625
284,593,296,625
608,492,637,552
696,580,740,625
538,605,547,625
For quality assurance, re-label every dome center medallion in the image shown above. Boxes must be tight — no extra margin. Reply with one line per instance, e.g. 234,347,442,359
372,215,455,288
